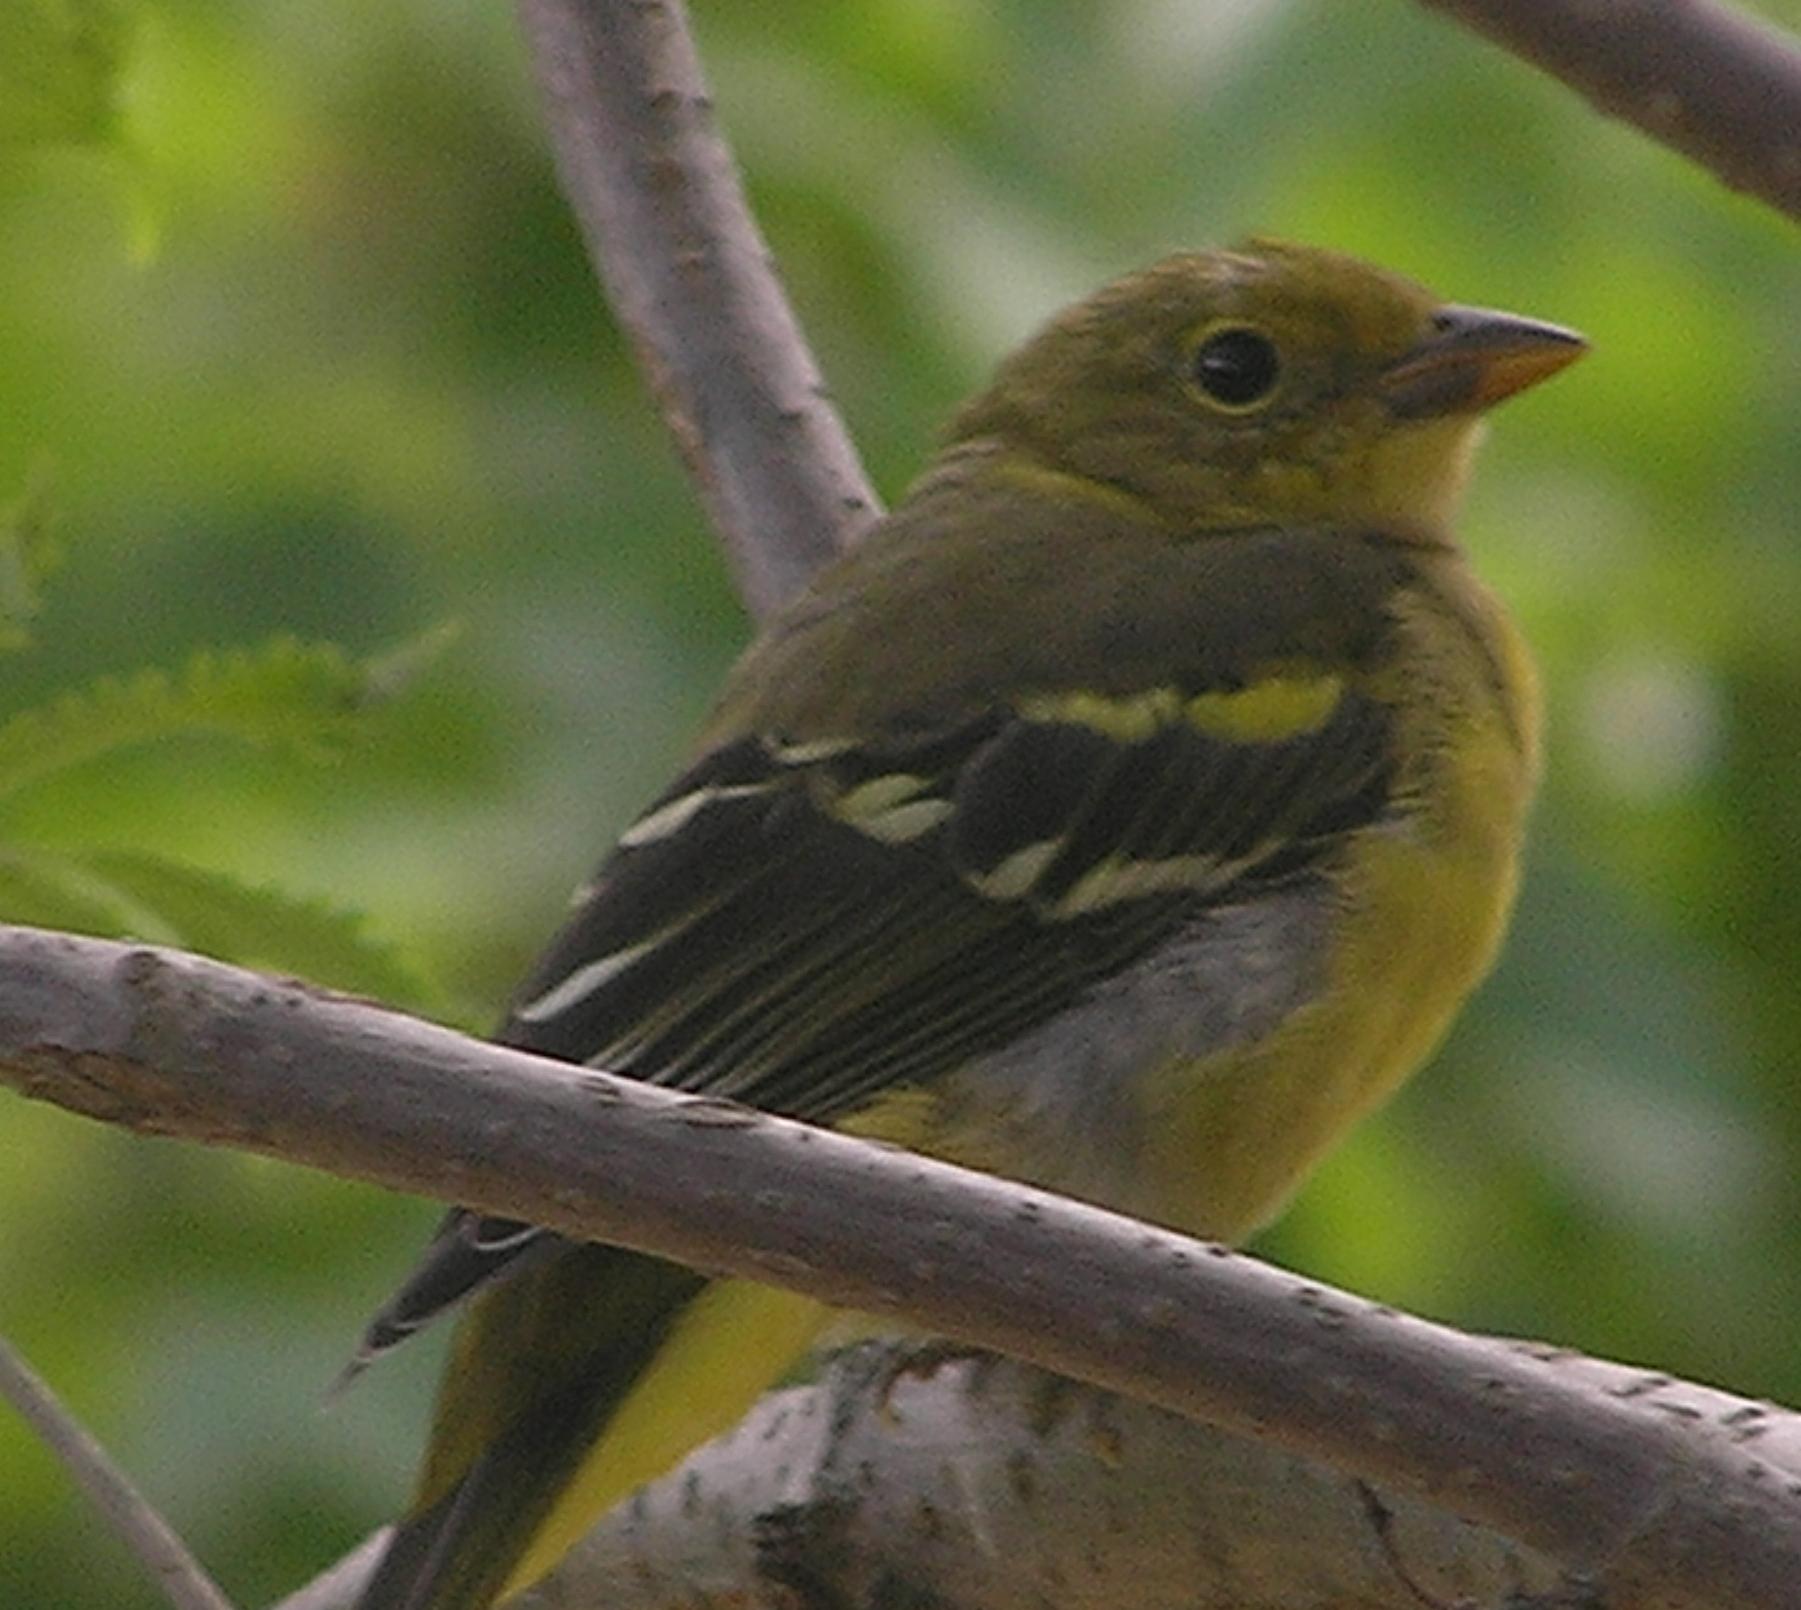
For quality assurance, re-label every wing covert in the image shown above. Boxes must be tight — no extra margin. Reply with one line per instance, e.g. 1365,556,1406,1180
505,673,1394,1114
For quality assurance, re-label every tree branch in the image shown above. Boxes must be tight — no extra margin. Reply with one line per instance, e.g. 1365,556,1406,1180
515,0,882,620
278,1344,1801,1610
1419,0,1801,222
4,922,1799,1610
0,1335,240,1610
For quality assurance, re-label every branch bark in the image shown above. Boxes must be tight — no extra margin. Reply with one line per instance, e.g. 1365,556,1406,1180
516,0,882,620
277,1344,1801,1610
5,923,1800,1610
1420,0,1801,221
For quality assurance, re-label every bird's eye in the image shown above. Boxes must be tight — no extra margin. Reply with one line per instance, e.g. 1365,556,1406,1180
1189,325,1281,411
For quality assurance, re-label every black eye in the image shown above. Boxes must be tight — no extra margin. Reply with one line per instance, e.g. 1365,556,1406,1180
1191,326,1281,409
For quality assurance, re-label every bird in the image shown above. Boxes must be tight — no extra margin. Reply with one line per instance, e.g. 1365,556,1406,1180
350,238,1585,1609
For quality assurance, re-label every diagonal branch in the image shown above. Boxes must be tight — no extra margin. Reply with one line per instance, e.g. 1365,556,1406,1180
516,0,882,620
0,1335,240,1610
3,922,1799,1610
1419,0,1801,222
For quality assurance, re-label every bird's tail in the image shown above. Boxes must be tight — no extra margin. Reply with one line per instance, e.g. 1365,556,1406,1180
356,1243,828,1610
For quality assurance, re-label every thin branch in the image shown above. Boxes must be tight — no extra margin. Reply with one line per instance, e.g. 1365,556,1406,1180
0,1334,240,1610
1419,0,1801,222
514,0,882,620
2,923,1799,1610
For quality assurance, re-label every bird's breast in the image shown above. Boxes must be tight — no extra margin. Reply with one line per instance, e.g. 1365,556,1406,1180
931,565,1538,1245
1141,569,1540,1240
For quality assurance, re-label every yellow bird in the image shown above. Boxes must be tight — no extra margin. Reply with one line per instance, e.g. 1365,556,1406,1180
351,240,1584,1609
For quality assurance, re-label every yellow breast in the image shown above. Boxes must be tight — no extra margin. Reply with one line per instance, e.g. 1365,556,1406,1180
1141,565,1539,1241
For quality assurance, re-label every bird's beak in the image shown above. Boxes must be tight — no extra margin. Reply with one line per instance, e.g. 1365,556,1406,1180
1381,306,1587,419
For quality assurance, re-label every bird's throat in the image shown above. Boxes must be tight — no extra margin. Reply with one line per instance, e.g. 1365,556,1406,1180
1357,415,1486,534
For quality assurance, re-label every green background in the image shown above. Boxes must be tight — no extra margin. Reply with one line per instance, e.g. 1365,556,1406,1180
4,1,1800,1603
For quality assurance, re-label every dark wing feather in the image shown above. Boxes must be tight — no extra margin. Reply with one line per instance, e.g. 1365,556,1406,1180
350,683,1394,1369
355,1247,707,1610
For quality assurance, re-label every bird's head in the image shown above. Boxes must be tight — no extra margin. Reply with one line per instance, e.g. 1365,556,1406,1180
948,239,1586,538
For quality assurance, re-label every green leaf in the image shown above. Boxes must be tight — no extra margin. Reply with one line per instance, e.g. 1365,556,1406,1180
0,0,134,149
0,630,453,801
71,849,442,1009
0,468,64,652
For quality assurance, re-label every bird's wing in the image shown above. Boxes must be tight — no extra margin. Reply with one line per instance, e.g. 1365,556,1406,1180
350,666,1394,1366
350,667,1399,1610
509,670,1391,1101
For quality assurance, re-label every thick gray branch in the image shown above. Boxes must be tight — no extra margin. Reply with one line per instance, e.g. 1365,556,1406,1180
1421,0,1801,221
3,923,1799,1610
281,1345,1801,1610
515,0,881,619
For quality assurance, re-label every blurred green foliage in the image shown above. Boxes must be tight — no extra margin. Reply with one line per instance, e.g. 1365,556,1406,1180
2,1,1799,1604
0,0,133,148
0,619,457,984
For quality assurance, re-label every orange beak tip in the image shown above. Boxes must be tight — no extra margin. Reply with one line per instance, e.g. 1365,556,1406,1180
1383,307,1588,418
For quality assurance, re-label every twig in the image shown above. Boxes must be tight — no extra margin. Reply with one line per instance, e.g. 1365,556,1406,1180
514,0,882,620
1419,0,1801,222
2,923,1799,1610
0,1334,240,1610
